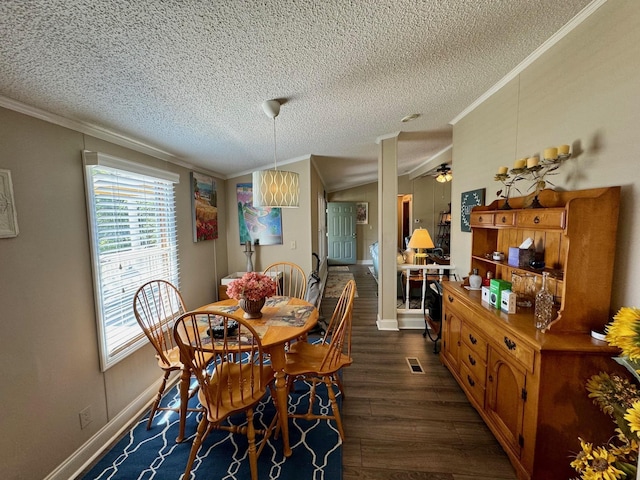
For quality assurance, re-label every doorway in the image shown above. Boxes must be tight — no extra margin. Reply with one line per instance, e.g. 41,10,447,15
327,202,357,265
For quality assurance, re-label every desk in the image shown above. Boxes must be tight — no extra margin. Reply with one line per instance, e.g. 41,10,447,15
193,296,318,457
397,263,456,314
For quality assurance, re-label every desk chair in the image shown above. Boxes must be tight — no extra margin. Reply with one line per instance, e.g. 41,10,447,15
133,280,201,442
284,279,356,440
173,311,278,480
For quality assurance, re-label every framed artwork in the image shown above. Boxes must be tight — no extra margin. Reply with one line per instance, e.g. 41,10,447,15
460,188,485,232
236,183,283,246
191,172,218,242
356,202,368,224
0,169,19,238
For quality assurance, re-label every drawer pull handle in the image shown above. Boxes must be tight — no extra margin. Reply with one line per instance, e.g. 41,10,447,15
488,374,493,382
478,216,483,223
469,334,477,345
501,216,507,223
448,295,454,303
504,336,517,350
467,375,475,387
534,216,540,224
468,354,476,366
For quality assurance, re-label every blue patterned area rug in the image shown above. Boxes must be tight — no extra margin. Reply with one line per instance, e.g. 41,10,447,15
81,380,342,479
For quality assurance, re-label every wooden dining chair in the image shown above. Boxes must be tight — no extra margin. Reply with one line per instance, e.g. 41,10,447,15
284,278,356,440
133,280,201,440
263,261,307,299
173,311,278,480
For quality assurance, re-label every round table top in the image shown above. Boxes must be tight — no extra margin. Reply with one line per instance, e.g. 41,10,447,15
198,296,319,349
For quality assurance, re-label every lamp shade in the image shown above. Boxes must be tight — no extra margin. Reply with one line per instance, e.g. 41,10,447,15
252,170,300,208
407,228,434,250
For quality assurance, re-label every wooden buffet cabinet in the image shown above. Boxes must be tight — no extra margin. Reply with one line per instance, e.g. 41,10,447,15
440,187,622,480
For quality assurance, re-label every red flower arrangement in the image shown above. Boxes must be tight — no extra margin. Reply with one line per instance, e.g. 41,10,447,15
226,272,277,301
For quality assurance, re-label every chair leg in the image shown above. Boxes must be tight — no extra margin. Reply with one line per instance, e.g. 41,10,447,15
147,370,170,430
324,377,345,441
176,366,192,442
246,409,259,480
184,416,208,479
332,373,345,398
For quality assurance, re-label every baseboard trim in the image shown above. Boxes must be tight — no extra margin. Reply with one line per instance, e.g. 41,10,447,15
376,316,399,331
44,377,175,480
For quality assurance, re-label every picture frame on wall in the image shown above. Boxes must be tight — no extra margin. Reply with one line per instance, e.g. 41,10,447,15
356,202,368,224
236,183,283,246
0,169,19,238
191,172,218,242
460,188,485,232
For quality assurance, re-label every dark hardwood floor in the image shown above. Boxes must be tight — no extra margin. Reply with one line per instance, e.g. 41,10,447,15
324,265,517,480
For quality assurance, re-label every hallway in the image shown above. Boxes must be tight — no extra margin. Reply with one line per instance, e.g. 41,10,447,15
330,265,517,480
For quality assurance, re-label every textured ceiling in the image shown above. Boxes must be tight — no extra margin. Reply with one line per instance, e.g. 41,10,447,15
0,0,595,191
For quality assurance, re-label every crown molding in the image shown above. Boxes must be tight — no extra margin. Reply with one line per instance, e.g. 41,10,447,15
450,0,608,125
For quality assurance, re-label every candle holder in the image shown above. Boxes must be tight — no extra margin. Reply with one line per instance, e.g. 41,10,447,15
494,169,526,210
244,241,254,272
524,152,571,208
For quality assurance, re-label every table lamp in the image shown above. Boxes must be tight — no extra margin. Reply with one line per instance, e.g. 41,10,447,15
407,228,435,265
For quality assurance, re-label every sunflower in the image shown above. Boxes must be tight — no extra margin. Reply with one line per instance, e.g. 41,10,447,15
582,446,625,480
624,401,640,435
606,307,640,360
571,437,594,471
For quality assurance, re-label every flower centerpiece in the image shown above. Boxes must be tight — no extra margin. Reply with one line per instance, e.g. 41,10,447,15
571,307,640,479
226,271,277,319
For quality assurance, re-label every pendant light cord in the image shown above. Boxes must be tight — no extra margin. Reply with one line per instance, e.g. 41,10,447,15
272,117,278,171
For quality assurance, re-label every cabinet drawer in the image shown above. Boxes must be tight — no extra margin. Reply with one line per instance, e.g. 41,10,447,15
516,209,565,229
470,212,494,227
495,333,535,373
461,323,488,360
494,211,516,227
460,362,485,408
460,341,487,387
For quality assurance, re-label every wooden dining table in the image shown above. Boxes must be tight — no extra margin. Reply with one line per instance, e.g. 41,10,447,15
178,295,318,456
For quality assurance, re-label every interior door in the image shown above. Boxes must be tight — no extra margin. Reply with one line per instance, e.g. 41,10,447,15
327,202,357,265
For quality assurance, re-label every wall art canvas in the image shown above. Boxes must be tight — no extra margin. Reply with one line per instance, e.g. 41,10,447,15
191,172,218,241
356,202,368,224
0,169,19,238
236,183,282,246
460,188,485,232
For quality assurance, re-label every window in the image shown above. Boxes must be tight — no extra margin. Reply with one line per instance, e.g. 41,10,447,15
83,151,180,370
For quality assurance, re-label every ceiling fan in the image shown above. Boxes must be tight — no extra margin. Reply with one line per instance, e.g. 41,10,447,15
433,163,453,183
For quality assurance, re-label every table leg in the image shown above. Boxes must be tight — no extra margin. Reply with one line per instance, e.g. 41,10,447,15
268,347,292,456
176,365,190,443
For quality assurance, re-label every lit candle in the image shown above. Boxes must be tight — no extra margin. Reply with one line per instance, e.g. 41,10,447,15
513,158,526,169
558,144,570,155
498,166,508,174
527,156,539,168
543,147,558,160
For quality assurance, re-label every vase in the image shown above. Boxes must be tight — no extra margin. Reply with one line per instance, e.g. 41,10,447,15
239,297,265,319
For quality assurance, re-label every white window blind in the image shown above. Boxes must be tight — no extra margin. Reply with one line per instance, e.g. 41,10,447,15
83,151,180,370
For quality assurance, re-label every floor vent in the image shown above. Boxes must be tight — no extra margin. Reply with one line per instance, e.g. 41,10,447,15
406,357,425,374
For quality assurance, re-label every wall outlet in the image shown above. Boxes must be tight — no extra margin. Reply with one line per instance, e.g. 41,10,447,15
79,405,93,429
290,240,296,249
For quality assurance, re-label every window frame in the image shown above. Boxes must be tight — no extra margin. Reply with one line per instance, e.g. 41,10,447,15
82,150,180,371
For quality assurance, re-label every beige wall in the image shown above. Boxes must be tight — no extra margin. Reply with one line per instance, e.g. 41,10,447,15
450,0,640,308
0,107,225,479
327,182,378,262
223,158,316,276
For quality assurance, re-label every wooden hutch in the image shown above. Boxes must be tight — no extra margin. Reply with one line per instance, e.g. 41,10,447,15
440,187,622,479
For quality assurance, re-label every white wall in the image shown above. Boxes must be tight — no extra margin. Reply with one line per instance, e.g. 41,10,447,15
450,0,640,309
0,107,225,479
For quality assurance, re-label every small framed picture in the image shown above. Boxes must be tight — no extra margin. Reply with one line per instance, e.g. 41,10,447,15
0,169,19,238
460,188,485,232
356,202,368,224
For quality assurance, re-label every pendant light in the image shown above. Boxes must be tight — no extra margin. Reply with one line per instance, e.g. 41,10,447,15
252,99,300,208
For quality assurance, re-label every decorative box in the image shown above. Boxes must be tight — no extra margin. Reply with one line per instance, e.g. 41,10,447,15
481,286,490,304
490,279,512,309
508,247,535,268
500,290,517,314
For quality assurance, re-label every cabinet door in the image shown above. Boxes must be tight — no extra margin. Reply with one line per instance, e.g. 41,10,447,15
442,309,462,371
486,347,526,460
